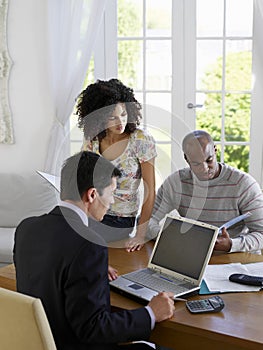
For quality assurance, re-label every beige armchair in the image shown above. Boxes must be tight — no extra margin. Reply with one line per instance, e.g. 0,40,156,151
0,287,57,350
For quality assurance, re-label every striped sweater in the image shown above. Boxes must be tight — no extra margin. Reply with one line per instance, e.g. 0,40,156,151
148,163,263,253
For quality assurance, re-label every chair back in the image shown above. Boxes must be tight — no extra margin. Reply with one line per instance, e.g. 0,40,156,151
0,287,57,350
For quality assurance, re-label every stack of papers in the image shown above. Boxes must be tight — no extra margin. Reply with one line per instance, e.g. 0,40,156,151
202,262,263,293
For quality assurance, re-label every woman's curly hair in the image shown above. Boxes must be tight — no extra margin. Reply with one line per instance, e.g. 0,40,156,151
76,79,142,141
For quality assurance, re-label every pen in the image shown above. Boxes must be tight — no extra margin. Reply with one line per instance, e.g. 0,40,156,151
174,297,187,302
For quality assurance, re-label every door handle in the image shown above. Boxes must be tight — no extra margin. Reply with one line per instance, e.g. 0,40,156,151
187,103,203,109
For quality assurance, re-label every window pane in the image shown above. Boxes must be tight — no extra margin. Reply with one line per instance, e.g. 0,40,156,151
224,145,249,172
196,40,223,90
117,0,143,37
225,93,251,142
146,0,172,37
134,91,143,102
146,93,171,114
146,40,172,90
196,0,223,37
215,144,222,162
155,143,171,189
196,93,222,142
225,41,252,91
145,93,171,137
83,55,94,88
226,0,253,37
195,92,206,109
118,40,143,89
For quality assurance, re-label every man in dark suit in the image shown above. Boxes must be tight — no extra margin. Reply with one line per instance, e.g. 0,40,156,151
13,151,175,350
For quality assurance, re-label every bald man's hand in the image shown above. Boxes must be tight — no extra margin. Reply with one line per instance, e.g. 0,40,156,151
214,227,232,252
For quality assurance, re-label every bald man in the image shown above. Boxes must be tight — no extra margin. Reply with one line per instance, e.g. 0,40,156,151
148,130,263,254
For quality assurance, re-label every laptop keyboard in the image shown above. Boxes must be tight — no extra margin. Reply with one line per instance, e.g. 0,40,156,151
124,270,191,294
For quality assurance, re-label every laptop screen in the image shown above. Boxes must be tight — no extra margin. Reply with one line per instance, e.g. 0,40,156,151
151,217,216,280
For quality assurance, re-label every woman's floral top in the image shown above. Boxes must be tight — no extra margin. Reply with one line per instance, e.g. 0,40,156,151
86,128,157,217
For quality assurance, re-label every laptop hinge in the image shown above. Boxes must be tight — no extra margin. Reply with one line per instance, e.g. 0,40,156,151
183,277,193,283
152,267,162,273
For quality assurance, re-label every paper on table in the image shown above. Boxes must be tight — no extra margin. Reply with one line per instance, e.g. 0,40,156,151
204,262,263,293
243,262,263,275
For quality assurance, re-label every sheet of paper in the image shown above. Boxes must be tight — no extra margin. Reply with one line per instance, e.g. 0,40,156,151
37,171,60,192
244,262,263,275
204,263,262,292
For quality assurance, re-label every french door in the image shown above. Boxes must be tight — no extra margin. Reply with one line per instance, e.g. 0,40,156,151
71,0,263,187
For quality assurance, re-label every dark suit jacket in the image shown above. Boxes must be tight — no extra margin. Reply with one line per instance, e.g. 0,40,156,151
13,206,151,350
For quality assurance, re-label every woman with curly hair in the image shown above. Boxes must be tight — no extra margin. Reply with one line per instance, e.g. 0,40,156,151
76,79,157,253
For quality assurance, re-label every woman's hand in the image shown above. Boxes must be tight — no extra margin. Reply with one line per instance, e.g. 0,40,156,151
108,265,118,281
125,233,146,252
125,159,156,253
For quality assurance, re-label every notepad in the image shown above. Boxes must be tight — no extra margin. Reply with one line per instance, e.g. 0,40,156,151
218,212,251,235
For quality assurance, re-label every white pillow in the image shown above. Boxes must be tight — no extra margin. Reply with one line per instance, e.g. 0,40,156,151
0,228,16,263
0,172,58,227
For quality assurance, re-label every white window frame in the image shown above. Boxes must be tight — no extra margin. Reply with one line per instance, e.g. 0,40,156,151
249,0,263,187
81,0,263,187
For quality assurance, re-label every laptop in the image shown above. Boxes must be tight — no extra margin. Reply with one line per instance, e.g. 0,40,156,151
110,214,219,302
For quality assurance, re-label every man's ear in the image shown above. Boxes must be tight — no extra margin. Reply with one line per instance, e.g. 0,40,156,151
214,145,217,154
86,188,97,203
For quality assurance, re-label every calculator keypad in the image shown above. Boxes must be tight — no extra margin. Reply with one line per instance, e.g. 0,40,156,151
186,296,224,313
187,300,214,311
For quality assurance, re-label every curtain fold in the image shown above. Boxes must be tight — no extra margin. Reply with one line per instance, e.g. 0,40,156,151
44,0,106,174
0,0,13,144
250,0,263,187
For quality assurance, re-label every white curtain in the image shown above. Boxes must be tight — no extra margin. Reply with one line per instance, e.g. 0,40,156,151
44,0,107,174
249,0,263,187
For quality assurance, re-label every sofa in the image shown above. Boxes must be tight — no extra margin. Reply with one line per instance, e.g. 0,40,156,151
0,172,58,267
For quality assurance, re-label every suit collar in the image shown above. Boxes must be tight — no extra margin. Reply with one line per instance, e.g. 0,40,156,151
58,201,89,226
50,206,106,247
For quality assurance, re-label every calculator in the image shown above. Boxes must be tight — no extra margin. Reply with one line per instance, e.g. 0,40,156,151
186,296,225,314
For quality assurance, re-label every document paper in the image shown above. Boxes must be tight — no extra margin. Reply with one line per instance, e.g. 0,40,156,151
204,262,263,292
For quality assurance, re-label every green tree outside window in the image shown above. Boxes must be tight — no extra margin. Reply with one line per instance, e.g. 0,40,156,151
196,51,251,172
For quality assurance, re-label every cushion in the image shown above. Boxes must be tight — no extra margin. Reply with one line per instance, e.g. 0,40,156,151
0,228,15,263
0,172,58,227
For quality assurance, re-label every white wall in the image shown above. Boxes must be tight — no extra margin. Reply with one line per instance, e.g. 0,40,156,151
0,0,54,174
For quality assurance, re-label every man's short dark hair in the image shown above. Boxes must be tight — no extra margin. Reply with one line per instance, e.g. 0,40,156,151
60,151,121,201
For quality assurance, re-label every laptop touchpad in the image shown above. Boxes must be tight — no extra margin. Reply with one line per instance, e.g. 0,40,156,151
129,284,144,290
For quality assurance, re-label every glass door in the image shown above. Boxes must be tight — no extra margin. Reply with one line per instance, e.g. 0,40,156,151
70,0,260,185
194,0,253,173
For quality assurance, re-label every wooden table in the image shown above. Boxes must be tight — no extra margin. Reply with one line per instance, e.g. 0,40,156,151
0,264,16,291
109,242,263,350
1,242,263,350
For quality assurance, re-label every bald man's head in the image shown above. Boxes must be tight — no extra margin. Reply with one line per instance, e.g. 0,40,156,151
182,130,220,181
